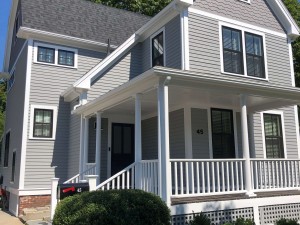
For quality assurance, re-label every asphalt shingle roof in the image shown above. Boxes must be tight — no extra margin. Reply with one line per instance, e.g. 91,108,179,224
21,0,151,46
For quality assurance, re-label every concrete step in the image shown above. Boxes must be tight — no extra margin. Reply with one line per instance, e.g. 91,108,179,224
20,206,50,223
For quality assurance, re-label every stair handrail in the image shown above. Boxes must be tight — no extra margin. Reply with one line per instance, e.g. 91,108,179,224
96,162,137,190
64,165,97,184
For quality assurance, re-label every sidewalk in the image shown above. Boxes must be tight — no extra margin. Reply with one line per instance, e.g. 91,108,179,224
0,210,23,225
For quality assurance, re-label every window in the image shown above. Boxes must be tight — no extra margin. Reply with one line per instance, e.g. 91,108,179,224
58,50,75,66
211,109,235,158
7,71,15,92
222,27,243,74
221,25,266,79
245,33,265,78
11,151,16,182
4,132,10,167
263,113,284,158
13,12,20,45
152,31,164,67
33,109,53,138
0,139,2,166
34,43,78,68
37,47,55,64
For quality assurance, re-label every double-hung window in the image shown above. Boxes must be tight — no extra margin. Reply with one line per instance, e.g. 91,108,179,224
152,31,164,67
222,27,244,75
33,109,53,138
263,113,284,158
222,26,266,79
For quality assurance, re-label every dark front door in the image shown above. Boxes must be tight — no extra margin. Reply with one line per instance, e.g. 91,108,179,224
111,123,135,175
211,108,235,158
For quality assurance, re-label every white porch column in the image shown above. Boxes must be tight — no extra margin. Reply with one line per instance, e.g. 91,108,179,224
95,111,102,185
83,116,90,178
158,77,171,206
135,94,142,189
240,94,256,197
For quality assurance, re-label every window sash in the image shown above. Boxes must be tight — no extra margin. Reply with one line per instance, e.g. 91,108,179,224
11,152,16,182
37,47,55,64
245,32,265,78
264,114,284,158
152,32,164,67
58,50,75,66
4,132,10,167
33,109,53,138
222,27,244,75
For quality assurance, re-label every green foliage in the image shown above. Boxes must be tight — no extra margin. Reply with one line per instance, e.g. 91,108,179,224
222,218,255,225
87,0,172,16
0,81,6,137
282,0,300,87
53,189,171,225
276,218,299,225
189,212,211,225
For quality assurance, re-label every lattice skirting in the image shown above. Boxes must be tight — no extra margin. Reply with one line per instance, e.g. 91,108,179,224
259,203,300,225
172,207,254,225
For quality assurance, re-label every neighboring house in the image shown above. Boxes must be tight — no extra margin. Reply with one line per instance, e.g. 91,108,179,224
1,0,300,224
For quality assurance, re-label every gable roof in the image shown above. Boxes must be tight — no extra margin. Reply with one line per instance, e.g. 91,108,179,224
20,0,151,47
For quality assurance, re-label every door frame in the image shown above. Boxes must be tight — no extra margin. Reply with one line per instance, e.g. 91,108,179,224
107,115,135,178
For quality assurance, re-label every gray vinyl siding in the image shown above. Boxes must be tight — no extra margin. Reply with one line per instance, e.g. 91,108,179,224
25,42,105,188
88,44,142,102
67,99,80,178
1,45,27,189
188,13,293,87
141,109,185,160
192,0,285,33
165,15,181,69
252,106,299,159
191,108,210,159
141,37,151,73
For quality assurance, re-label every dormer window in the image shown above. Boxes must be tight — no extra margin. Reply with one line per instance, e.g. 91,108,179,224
58,50,75,66
151,31,164,67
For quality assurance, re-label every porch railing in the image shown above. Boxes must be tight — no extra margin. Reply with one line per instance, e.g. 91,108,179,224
170,159,246,197
96,160,159,195
64,164,97,184
251,159,300,191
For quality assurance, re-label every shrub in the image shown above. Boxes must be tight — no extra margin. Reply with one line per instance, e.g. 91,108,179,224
189,212,211,225
276,218,299,225
53,189,171,225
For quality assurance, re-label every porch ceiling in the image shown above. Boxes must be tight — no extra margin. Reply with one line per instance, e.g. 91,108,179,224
74,67,300,117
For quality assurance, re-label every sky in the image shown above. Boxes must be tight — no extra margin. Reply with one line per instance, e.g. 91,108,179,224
0,0,11,72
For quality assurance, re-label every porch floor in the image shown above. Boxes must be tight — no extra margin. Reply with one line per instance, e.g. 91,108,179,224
171,190,300,205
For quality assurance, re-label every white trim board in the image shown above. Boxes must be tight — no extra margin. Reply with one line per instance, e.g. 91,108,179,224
188,8,287,38
180,9,190,70
19,40,33,189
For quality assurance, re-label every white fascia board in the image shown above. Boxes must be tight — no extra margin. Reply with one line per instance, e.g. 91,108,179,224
73,0,193,90
17,27,117,53
3,0,17,72
266,0,300,39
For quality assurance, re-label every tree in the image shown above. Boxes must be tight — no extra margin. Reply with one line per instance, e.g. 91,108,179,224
88,0,172,16
0,81,6,137
282,0,300,87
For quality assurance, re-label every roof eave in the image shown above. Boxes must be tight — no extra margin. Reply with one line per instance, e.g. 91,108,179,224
72,0,194,90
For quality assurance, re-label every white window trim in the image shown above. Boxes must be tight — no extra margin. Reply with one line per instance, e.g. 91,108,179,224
150,27,166,68
261,110,287,159
33,42,78,69
10,149,17,184
239,0,251,4
29,105,58,140
219,21,269,81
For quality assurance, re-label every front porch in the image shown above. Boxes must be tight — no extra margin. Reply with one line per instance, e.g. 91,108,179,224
69,67,300,205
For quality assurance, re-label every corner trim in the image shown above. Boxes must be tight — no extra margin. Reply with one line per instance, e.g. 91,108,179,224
19,39,33,189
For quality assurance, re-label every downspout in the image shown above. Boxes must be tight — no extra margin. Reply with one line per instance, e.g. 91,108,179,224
73,89,88,111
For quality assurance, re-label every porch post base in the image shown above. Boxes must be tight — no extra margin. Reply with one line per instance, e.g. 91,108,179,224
245,191,257,197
